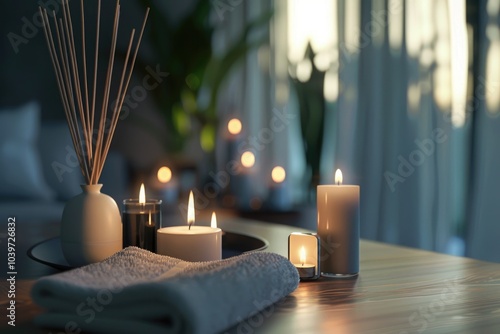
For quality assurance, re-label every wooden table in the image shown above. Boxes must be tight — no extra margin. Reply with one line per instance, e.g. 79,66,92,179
2,218,500,333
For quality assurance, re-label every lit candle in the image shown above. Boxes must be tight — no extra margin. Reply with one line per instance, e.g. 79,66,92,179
297,247,315,278
157,191,222,261
155,166,179,206
228,118,242,136
288,232,320,280
144,211,156,251
226,118,243,163
230,151,256,210
266,166,291,210
122,184,162,252
317,169,360,277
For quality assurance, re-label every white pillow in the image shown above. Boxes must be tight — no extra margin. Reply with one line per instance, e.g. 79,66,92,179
0,102,55,200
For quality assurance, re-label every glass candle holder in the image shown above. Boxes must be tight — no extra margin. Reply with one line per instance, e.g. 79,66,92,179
122,199,162,252
288,232,320,280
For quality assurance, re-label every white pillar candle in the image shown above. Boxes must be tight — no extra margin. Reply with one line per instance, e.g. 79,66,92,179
157,226,222,261
157,192,222,261
317,169,360,277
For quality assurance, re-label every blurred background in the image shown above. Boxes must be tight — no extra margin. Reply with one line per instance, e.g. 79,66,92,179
0,0,499,262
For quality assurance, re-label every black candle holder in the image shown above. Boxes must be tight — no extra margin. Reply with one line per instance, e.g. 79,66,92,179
122,199,162,252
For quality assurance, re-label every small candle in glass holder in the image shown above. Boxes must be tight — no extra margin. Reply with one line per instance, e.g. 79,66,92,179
288,232,320,280
122,183,162,252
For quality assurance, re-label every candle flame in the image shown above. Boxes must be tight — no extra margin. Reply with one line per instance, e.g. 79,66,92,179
228,118,242,135
299,246,306,266
271,166,286,183
187,191,195,229
139,183,146,204
211,212,217,228
241,151,255,168
335,169,343,185
157,166,172,183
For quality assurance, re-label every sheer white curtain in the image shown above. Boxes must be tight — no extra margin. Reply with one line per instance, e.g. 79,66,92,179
213,0,305,207
336,0,469,252
274,0,470,252
212,0,500,260
466,0,500,262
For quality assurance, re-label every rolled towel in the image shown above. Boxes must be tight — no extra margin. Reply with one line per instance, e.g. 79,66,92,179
31,247,299,334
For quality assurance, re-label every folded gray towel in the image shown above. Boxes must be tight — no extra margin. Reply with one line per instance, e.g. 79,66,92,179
31,247,299,334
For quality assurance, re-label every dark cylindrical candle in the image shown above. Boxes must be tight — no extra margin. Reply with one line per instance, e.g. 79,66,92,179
122,199,162,252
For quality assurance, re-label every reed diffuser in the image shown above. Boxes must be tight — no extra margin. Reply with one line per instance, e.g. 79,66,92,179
40,0,149,266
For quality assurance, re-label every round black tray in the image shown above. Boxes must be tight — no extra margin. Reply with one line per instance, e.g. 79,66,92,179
28,231,268,270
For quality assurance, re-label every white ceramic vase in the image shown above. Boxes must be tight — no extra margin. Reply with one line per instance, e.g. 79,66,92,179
61,184,122,267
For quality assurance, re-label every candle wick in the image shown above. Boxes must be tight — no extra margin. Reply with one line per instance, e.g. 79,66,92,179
188,222,192,230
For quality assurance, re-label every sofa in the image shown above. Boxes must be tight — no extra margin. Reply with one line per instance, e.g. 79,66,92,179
0,102,128,223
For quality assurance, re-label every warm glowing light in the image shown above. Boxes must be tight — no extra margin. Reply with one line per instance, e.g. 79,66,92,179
211,212,217,228
344,0,360,53
148,211,152,227
296,58,312,82
241,151,255,168
433,67,451,109
407,83,421,112
486,40,500,113
287,0,337,64
487,0,500,17
335,169,343,185
313,52,333,71
388,0,403,54
324,68,339,102
449,0,468,127
139,183,145,204
405,0,420,58
227,118,242,135
157,166,172,183
419,0,434,46
299,246,306,266
272,166,286,183
187,191,195,227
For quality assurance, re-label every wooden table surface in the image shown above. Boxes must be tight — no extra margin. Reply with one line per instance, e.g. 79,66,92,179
2,217,500,333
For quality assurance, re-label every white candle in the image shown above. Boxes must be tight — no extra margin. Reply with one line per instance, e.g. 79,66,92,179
157,192,222,261
317,169,360,277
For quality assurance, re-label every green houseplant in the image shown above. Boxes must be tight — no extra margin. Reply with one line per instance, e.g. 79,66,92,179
134,0,272,158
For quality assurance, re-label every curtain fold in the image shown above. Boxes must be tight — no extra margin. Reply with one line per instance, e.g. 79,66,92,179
335,0,465,252
215,0,500,261
466,0,500,262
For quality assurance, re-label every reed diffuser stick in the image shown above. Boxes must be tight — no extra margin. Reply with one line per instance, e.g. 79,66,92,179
40,0,149,185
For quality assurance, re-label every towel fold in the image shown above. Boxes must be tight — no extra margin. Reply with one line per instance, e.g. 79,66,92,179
31,247,299,334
